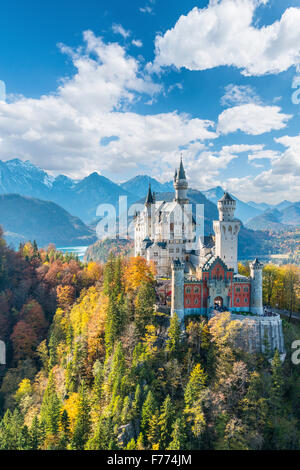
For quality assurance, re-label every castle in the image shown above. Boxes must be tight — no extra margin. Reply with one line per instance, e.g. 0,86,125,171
134,159,285,357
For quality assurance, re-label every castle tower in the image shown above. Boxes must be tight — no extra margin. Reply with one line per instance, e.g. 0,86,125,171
213,192,241,273
174,157,188,205
171,259,185,322
145,183,153,238
250,258,264,315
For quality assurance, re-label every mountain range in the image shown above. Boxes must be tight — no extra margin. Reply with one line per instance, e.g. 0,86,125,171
120,175,174,198
0,159,277,224
246,203,300,232
0,194,96,248
0,158,298,251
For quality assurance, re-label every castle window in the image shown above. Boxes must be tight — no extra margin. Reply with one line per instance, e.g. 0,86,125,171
176,248,180,253
169,248,174,253
154,252,158,257
194,298,198,304
244,287,249,292
194,287,200,293
185,287,191,293
236,298,240,303
244,298,248,303
186,299,190,305
236,287,241,292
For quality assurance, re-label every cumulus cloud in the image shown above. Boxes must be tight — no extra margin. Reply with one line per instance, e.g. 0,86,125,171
0,31,217,179
132,39,143,48
273,134,300,177
112,23,131,39
178,138,300,203
221,84,261,107
223,134,300,203
226,171,300,204
217,104,292,135
180,143,265,190
154,0,300,76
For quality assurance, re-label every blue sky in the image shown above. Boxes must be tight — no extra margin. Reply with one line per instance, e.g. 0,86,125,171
0,0,300,203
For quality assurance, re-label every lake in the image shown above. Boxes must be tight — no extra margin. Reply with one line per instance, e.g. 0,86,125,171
57,246,88,261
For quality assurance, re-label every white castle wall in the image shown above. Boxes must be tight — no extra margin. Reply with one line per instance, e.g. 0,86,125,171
171,262,185,322
213,220,241,273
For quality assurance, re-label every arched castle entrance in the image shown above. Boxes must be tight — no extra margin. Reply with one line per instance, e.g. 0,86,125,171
214,296,223,309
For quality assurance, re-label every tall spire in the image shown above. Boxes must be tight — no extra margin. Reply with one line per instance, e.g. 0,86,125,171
145,183,153,205
173,156,188,204
178,156,186,180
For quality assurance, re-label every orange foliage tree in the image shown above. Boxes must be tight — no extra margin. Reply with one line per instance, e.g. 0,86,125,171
124,257,155,292
10,320,38,361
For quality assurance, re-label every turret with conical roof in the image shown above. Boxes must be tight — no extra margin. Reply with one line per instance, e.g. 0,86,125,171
213,190,241,273
145,183,154,206
218,191,236,221
173,157,188,204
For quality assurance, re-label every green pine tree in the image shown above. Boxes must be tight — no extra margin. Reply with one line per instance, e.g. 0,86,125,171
166,313,181,357
141,390,157,436
167,417,187,450
40,372,61,437
134,280,155,334
158,395,175,449
71,383,91,450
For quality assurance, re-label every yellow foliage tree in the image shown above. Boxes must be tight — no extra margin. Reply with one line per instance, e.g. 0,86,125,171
124,257,155,292
63,392,80,434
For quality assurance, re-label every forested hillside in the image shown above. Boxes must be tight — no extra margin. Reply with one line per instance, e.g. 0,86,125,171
0,231,300,450
0,194,96,248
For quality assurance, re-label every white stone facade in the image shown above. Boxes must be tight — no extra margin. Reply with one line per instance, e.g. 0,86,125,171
134,159,195,277
213,193,241,273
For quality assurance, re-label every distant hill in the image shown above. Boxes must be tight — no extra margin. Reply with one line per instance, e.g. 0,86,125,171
246,203,300,232
275,200,293,211
120,175,174,199
202,186,262,223
84,238,134,263
247,201,271,211
0,194,96,248
247,199,293,212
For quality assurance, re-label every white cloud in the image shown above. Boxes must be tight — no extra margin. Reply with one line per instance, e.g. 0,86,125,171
132,39,143,48
0,31,217,179
139,6,153,14
226,171,300,204
180,143,254,190
112,23,131,39
273,134,300,177
247,149,280,161
217,104,292,135
221,144,263,154
221,84,261,107
154,0,300,76
222,134,300,203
